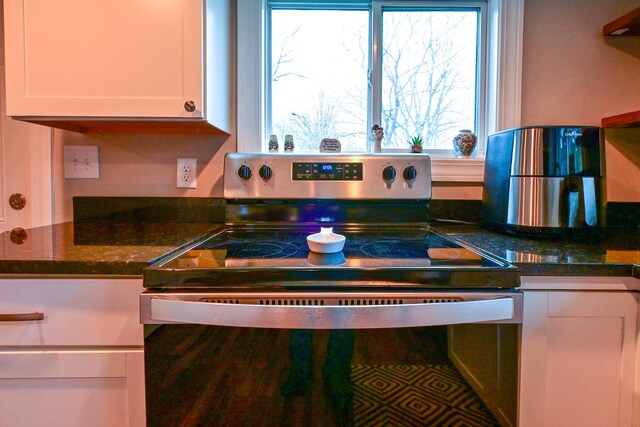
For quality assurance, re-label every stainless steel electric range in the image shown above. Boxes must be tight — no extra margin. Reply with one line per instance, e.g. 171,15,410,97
141,153,521,427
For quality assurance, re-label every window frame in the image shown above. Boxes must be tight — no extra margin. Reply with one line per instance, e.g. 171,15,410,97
236,0,524,181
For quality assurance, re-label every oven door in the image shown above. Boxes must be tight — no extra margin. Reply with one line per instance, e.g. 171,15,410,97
141,290,522,427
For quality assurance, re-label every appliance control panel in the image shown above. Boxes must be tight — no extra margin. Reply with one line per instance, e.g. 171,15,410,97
224,153,432,199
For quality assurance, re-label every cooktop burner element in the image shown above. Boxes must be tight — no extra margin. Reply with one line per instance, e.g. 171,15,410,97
199,240,300,261
226,230,280,241
360,240,460,262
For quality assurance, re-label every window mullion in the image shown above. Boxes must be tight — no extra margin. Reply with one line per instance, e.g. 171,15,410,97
369,1,383,152
265,3,274,152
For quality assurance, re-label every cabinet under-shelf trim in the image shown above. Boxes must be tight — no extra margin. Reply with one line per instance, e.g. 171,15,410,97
18,118,230,135
603,7,640,36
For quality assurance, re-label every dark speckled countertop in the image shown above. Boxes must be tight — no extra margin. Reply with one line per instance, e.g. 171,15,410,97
0,221,637,279
432,223,640,278
0,222,221,276
0,197,638,279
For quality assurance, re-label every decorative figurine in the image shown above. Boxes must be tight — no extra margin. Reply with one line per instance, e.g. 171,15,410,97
371,124,384,153
269,135,279,153
284,134,294,152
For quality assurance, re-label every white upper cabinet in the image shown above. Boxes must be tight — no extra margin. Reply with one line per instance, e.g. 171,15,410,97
3,0,230,134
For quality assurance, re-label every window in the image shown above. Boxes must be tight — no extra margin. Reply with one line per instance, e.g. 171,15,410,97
268,2,481,153
379,8,480,150
269,8,369,152
237,0,524,180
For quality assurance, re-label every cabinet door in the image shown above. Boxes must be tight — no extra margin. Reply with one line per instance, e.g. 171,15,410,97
520,291,637,427
0,278,143,346
4,0,203,118
0,65,52,232
0,350,145,427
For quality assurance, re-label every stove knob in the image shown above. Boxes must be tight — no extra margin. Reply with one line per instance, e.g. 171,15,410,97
403,166,418,183
237,165,253,180
382,166,396,187
259,165,273,182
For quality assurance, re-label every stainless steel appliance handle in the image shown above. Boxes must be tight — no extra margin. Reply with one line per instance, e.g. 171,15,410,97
567,177,598,227
582,178,597,226
143,295,517,329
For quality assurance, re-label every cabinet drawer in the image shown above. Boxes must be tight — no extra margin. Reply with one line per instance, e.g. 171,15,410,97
0,279,143,346
0,350,128,379
0,349,145,427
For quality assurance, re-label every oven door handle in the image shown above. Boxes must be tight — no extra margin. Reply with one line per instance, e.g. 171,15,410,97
146,297,516,329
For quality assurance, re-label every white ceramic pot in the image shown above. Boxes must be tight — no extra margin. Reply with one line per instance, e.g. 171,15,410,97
306,227,346,254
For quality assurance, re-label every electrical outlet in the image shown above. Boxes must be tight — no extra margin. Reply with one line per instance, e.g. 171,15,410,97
64,146,100,178
177,158,197,189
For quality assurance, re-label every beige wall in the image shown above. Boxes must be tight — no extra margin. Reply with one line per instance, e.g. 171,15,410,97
521,0,640,202
52,131,235,223
54,0,640,222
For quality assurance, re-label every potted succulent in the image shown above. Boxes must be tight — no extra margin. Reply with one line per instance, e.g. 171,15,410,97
410,136,424,153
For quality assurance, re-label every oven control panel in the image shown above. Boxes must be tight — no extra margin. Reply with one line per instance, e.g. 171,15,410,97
224,153,432,199
292,162,364,181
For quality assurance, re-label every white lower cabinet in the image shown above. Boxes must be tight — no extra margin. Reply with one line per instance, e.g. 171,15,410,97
520,289,638,427
0,278,145,427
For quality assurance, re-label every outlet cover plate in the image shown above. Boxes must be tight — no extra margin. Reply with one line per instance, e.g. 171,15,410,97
177,158,197,189
64,146,100,178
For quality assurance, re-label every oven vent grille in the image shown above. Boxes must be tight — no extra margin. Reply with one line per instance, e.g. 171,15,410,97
200,299,242,304
260,299,325,306
338,298,462,305
199,297,464,306
423,298,463,303
340,299,403,305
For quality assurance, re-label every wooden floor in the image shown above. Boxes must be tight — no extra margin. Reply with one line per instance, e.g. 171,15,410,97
145,325,452,427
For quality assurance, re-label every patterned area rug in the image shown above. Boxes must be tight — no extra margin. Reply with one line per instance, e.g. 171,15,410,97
351,364,499,426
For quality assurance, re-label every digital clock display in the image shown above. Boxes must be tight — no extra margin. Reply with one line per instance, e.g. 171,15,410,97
292,162,363,181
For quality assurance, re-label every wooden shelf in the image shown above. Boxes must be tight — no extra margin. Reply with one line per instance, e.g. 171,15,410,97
603,7,640,36
601,110,640,128
601,10,640,128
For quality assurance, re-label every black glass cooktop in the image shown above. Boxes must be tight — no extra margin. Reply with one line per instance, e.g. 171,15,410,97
164,228,496,266
144,226,519,289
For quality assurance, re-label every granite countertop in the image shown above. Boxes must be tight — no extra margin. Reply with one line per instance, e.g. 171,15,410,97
0,221,221,276
432,223,640,278
0,219,638,279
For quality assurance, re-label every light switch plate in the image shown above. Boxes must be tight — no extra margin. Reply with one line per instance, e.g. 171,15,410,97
64,146,100,178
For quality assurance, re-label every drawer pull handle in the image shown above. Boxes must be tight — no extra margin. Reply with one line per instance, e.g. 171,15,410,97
0,312,45,322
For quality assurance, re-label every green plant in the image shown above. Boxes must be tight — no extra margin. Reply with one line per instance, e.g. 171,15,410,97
410,136,424,146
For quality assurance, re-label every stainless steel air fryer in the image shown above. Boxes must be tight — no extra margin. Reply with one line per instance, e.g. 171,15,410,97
482,126,606,235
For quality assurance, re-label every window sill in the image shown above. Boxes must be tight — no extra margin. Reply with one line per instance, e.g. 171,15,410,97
429,155,485,182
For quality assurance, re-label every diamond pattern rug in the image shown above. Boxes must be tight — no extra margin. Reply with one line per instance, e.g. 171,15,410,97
351,364,499,426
